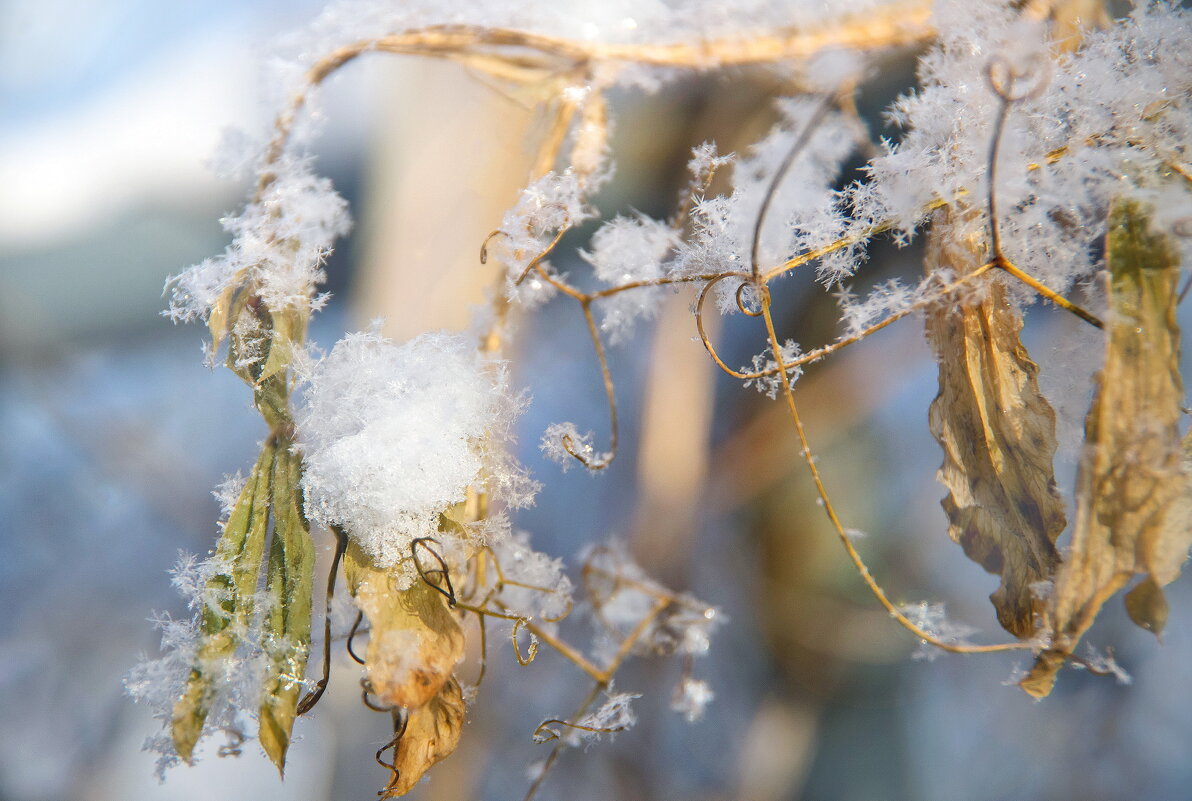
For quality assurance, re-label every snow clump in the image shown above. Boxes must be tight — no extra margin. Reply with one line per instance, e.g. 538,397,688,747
297,330,535,582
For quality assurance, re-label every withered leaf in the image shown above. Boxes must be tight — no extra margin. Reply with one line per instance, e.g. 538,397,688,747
344,543,465,710
1022,199,1185,698
383,678,466,797
1124,575,1169,635
1037,0,1111,52
926,214,1066,639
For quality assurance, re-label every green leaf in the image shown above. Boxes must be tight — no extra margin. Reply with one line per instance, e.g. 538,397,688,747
172,441,275,762
258,438,315,775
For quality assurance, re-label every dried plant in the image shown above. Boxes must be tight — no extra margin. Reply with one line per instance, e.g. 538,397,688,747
125,0,1192,797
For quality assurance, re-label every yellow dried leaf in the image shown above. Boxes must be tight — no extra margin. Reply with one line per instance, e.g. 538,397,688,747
383,678,466,797
1124,575,1169,635
257,307,304,384
206,284,238,354
1022,199,1184,698
925,216,1065,639
344,543,465,710
1023,0,1110,51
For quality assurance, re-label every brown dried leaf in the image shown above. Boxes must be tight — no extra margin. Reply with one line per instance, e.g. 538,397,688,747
344,542,465,710
1022,199,1185,698
926,215,1065,639
383,678,466,797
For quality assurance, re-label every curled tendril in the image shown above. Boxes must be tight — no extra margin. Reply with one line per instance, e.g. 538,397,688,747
985,53,1051,104
531,717,628,744
480,214,572,286
479,229,508,264
470,544,575,623
694,273,773,380
515,226,570,285
412,537,457,607
736,280,769,317
538,594,574,624
559,430,605,469
376,709,410,799
347,609,367,665
298,525,350,716
513,617,540,665
361,678,397,713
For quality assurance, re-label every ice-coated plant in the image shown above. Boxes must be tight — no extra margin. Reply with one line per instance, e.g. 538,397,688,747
128,0,1192,797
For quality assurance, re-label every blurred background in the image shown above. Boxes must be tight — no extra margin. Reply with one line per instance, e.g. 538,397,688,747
3,2,1192,800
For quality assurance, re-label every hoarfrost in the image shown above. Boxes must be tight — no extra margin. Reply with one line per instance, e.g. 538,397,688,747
671,676,714,723
584,213,678,343
742,339,803,398
540,421,607,471
899,601,978,660
165,158,350,324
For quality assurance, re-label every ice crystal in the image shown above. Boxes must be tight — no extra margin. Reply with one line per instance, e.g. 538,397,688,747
165,158,350,324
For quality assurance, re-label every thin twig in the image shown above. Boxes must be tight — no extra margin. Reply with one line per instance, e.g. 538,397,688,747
751,92,837,282
758,293,1029,655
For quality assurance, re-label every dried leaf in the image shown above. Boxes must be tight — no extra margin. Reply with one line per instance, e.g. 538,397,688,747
384,678,466,797
926,215,1065,639
1124,576,1169,635
1022,199,1184,698
207,284,238,356
1026,0,1111,52
344,544,465,710
259,440,315,774
257,306,304,384
171,440,275,762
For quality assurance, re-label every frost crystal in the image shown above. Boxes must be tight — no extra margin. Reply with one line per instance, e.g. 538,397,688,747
1075,645,1132,686
538,691,640,747
297,330,534,578
575,690,639,740
837,278,917,337
540,421,606,471
850,2,1192,295
687,141,734,185
742,339,803,398
488,531,574,622
671,677,714,723
672,97,861,287
584,543,722,663
487,171,600,300
165,158,350,324
583,213,678,343
124,554,281,776
899,601,977,660
212,472,247,519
